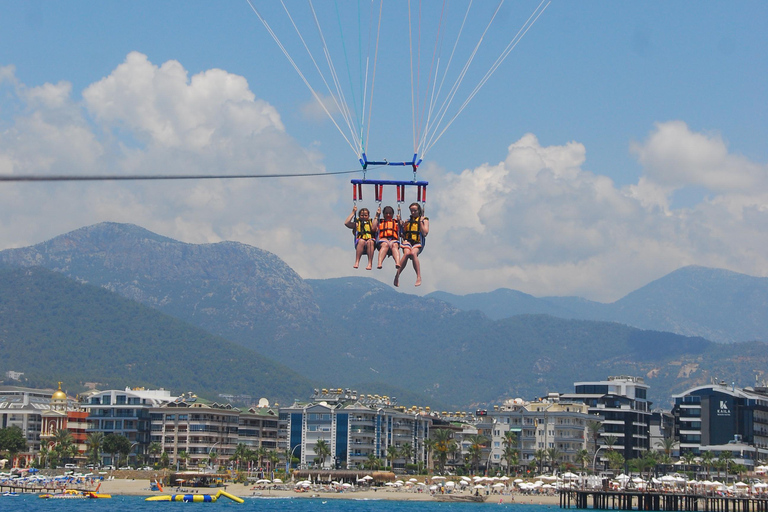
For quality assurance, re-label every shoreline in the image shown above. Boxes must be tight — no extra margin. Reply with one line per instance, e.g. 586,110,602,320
95,479,562,505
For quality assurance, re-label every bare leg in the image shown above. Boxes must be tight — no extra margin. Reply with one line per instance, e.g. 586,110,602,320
365,240,374,270
353,240,365,268
411,252,422,286
392,243,402,269
377,242,388,269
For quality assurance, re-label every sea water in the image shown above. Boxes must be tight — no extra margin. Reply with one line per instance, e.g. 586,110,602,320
4,494,564,512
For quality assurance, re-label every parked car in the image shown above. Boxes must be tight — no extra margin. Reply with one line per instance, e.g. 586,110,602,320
64,464,78,469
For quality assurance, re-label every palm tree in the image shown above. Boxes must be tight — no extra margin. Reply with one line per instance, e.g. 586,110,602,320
656,438,678,459
400,442,414,464
467,434,488,474
546,447,562,473
314,440,331,468
501,431,519,475
423,438,436,473
701,451,715,479
86,432,104,466
718,451,734,480
587,420,603,462
432,429,453,474
147,442,162,467
533,449,547,475
603,435,618,451
266,450,280,472
575,449,590,471
231,443,250,471
386,445,400,468
177,450,189,470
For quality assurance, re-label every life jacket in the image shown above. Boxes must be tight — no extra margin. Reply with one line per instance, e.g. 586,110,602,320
378,219,398,239
402,217,423,244
355,219,373,240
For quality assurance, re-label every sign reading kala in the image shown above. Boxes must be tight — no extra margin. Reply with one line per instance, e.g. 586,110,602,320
717,400,732,417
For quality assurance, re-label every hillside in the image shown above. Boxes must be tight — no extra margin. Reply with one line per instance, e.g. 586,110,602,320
2,223,767,409
0,266,313,404
429,266,768,343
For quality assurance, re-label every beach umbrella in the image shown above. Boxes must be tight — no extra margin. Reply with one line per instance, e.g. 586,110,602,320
734,482,748,487
473,484,485,489
500,476,510,481
409,478,418,483
461,476,472,481
445,481,455,487
514,478,524,483
342,482,352,488
458,480,468,486
432,475,446,480
363,475,373,480
493,483,505,488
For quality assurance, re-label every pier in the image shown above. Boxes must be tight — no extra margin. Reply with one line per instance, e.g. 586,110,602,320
560,490,768,512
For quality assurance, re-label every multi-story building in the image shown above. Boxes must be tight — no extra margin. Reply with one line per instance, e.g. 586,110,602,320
487,394,593,472
672,381,768,463
0,384,78,466
81,387,176,466
281,388,431,470
560,375,652,463
151,399,239,469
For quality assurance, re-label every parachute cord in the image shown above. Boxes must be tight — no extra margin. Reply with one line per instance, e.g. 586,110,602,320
408,1,416,154
421,0,504,158
417,0,474,155
246,0,359,157
359,2,378,158
415,0,448,156
423,0,551,157
335,0,362,144
307,1,361,151
364,0,384,156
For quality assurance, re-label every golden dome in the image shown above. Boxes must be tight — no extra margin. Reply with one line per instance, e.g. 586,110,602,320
52,382,67,401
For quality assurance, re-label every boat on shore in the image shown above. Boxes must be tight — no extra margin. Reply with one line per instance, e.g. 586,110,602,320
39,489,111,499
432,493,488,503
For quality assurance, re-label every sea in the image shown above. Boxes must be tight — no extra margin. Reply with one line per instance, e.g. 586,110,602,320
4,495,564,512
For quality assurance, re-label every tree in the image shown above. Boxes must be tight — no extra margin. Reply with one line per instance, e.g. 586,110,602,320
605,450,625,473
545,447,562,473
386,445,400,468
231,444,251,471
400,442,414,464
52,429,75,466
587,420,603,469
501,431,519,475
314,440,331,468
423,438,436,473
467,434,488,474
0,426,28,465
701,451,715,479
431,429,453,474
718,451,734,480
656,437,678,459
178,450,189,470
575,449,590,471
148,442,162,467
266,450,280,472
533,449,547,475
86,432,104,465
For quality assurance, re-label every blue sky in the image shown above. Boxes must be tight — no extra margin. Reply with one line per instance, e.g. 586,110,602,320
0,1,766,301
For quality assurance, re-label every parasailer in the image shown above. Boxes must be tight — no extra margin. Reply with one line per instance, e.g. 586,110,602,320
376,206,401,270
344,205,377,270
395,202,429,287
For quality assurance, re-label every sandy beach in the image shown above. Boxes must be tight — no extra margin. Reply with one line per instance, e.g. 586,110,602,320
96,478,561,505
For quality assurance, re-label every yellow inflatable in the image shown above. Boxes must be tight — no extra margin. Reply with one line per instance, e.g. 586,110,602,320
145,489,244,503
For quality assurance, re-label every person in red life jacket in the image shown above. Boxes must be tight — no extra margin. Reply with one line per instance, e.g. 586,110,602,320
394,202,429,287
376,205,402,270
344,205,378,270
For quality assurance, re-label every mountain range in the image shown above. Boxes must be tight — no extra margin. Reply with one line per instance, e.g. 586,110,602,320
1,222,766,409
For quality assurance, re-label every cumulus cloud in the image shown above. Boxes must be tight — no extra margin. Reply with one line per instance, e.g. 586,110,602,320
426,125,768,301
1,53,767,302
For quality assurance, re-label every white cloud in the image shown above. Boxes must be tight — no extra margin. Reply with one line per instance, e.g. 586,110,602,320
1,54,767,302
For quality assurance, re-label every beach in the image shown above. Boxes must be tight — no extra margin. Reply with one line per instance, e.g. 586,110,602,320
96,478,561,505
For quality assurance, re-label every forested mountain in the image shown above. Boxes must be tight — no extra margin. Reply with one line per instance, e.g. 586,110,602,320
0,266,313,404
2,223,767,409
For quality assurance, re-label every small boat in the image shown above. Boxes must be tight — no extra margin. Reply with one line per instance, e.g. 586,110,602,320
432,493,489,503
3,492,19,497
145,489,244,503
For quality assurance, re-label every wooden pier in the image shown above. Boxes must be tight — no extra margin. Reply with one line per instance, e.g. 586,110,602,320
560,490,768,512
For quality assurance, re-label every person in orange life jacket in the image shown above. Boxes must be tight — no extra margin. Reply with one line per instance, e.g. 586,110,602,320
394,202,429,287
376,205,402,270
344,205,378,270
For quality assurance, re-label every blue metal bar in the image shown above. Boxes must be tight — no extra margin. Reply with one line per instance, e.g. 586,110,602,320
351,179,428,186
359,152,421,169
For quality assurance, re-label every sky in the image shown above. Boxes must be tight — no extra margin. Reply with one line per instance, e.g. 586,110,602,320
0,1,766,302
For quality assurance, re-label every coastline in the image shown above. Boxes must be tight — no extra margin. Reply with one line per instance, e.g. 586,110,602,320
96,479,562,505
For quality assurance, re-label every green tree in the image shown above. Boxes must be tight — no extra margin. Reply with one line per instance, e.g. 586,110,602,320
52,429,75,465
656,437,678,459
431,429,453,474
587,420,603,469
718,451,734,480
605,450,625,472
701,451,715,479
533,449,547,475
314,439,331,468
501,431,519,475
231,443,251,471
266,450,280,472
160,451,170,469
0,426,28,465
400,442,414,464
148,442,162,467
386,445,400,468
467,434,488,474
545,447,562,473
575,449,590,471
86,432,104,466
423,438,436,473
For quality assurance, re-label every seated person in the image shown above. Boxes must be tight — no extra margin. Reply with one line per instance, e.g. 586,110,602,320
376,205,401,270
344,206,378,270
395,202,429,287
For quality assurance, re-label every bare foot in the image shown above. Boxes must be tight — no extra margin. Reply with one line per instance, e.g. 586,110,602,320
353,264,359,269
377,265,382,269
394,274,400,287
415,277,421,286
365,265,372,270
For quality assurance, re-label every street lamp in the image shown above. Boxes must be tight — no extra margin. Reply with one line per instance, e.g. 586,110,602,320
593,445,606,473
286,444,301,475
208,441,221,472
